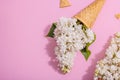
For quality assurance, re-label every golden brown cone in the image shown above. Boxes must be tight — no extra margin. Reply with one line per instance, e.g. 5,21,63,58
74,0,105,28
115,14,120,19
60,0,71,8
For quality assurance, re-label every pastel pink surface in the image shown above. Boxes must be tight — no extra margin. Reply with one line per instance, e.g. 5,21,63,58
0,0,120,80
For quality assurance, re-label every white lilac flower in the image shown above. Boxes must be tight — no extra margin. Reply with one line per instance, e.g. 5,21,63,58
94,32,120,80
54,17,95,73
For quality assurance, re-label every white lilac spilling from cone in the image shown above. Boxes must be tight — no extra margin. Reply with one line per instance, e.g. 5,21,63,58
94,32,120,80
47,0,105,73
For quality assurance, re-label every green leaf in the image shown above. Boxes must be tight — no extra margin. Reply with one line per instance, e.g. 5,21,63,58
81,46,91,60
81,34,96,60
46,23,56,38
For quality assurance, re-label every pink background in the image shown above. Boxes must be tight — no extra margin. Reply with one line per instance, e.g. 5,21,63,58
0,0,120,80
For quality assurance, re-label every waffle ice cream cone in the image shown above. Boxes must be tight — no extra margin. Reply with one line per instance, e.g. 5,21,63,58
60,0,71,8
74,0,105,28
